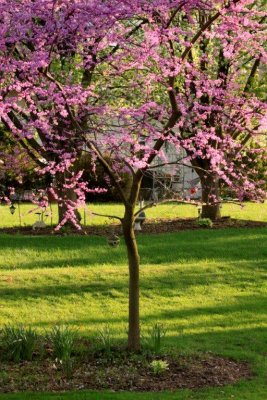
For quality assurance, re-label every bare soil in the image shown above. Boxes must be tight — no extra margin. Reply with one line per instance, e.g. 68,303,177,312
0,352,252,393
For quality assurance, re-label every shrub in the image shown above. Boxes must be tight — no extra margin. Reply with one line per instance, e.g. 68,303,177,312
0,325,38,362
198,218,213,228
0,371,9,386
150,359,169,375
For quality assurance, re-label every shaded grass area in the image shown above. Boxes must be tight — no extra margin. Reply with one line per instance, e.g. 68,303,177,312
0,201,266,228
0,228,266,398
0,228,267,400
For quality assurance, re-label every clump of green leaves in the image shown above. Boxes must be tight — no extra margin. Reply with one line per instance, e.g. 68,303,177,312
47,325,77,379
142,323,167,354
0,325,38,362
150,359,169,375
0,370,9,385
96,325,113,354
198,218,213,228
47,325,76,361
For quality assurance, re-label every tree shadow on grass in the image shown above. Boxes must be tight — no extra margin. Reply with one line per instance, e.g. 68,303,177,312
0,228,266,270
21,295,266,336
0,281,127,300
0,227,266,251
0,263,266,300
22,299,267,375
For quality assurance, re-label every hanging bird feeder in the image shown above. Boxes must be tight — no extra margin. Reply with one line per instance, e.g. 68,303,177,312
107,233,120,248
134,210,146,232
32,212,46,230
10,204,16,215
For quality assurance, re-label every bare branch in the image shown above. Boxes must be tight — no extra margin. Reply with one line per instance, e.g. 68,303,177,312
134,202,157,216
243,57,261,93
91,212,122,222
166,2,186,28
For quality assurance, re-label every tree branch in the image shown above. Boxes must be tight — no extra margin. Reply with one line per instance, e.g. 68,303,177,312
91,212,122,222
181,1,240,62
42,70,129,205
243,57,261,93
166,2,186,28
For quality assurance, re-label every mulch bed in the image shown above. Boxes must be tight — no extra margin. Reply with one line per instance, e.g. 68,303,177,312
1,217,266,236
137,217,267,235
0,353,252,393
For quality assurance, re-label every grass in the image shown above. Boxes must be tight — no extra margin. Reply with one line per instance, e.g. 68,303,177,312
2,386,267,400
1,201,266,227
0,226,266,399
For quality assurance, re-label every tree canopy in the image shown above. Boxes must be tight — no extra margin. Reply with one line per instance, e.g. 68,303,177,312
0,0,266,349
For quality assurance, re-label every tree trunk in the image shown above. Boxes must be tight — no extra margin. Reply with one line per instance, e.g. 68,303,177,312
123,206,140,352
200,175,221,220
190,158,221,221
54,173,82,226
57,187,82,226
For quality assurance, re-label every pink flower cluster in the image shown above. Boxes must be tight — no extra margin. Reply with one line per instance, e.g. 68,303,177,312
0,0,265,227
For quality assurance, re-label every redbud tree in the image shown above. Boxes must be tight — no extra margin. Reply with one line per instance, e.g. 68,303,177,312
0,0,266,350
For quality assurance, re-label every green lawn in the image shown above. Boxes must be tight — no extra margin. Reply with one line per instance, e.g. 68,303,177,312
1,201,266,227
0,227,266,399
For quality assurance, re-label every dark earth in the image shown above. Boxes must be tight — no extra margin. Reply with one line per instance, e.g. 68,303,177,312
0,351,251,393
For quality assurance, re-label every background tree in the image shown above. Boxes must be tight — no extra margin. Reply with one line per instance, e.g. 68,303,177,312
184,8,267,219
123,1,267,219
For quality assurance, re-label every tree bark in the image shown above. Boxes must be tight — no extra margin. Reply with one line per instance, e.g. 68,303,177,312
190,158,221,221
123,205,141,352
200,175,221,220
57,187,82,226
54,173,82,226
